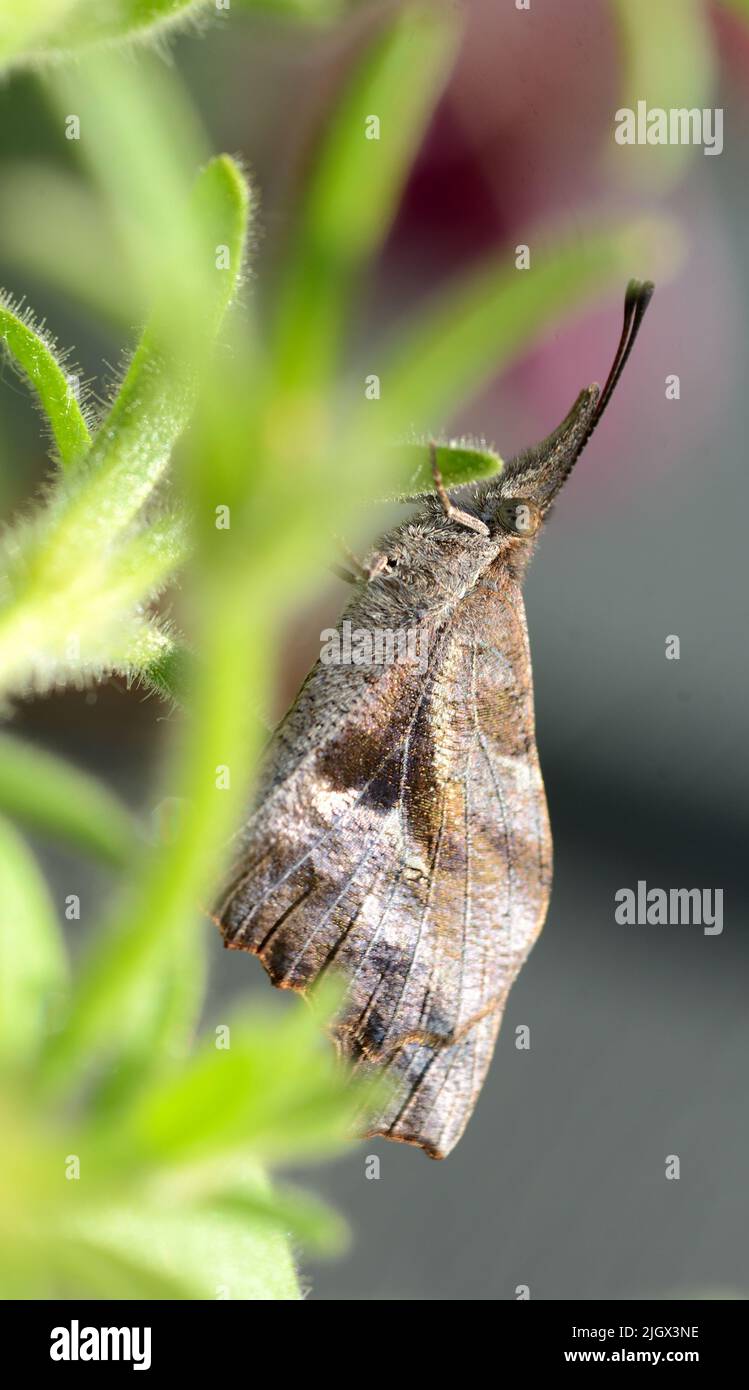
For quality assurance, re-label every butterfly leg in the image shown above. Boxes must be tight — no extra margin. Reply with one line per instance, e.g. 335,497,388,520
332,537,389,584
430,442,489,536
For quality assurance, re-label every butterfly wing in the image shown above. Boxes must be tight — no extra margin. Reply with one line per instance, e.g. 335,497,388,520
216,567,552,1158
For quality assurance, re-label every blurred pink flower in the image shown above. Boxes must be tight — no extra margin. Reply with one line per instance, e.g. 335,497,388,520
375,0,740,511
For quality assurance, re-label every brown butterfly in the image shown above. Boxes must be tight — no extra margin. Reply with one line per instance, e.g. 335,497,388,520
215,281,654,1158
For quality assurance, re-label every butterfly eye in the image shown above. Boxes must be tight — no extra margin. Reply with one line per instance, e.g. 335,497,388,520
497,499,541,536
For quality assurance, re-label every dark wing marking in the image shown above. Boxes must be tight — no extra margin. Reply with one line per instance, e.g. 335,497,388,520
216,575,552,1158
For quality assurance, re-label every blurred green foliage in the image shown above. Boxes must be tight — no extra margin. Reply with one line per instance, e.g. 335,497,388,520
611,0,717,185
0,0,688,1298
0,0,356,72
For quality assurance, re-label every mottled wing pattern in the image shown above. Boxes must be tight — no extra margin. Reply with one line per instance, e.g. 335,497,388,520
217,569,552,1158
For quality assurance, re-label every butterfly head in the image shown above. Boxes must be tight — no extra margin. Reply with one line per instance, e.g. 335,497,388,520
363,282,654,601
483,279,654,540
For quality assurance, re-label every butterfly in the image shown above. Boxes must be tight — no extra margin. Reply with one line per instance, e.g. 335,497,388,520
214,281,654,1158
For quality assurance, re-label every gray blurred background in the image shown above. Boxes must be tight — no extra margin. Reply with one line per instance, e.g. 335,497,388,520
2,0,747,1299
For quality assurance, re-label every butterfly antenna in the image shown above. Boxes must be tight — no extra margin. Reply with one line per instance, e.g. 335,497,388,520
575,279,654,461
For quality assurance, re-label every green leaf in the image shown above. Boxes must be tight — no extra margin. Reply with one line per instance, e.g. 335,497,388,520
0,158,249,704
0,526,182,702
51,153,251,545
0,167,139,327
107,990,380,1168
0,815,68,1069
0,1,206,71
0,2,76,71
87,932,209,1120
0,734,138,865
49,1235,198,1301
93,510,191,605
0,292,91,467
139,640,193,705
388,440,502,499
46,50,214,309
70,1200,301,1301
234,0,347,17
611,0,717,185
273,1,459,388
37,603,271,1095
612,0,715,108
376,214,685,431
210,1184,348,1257
123,1151,347,1256
0,0,351,73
